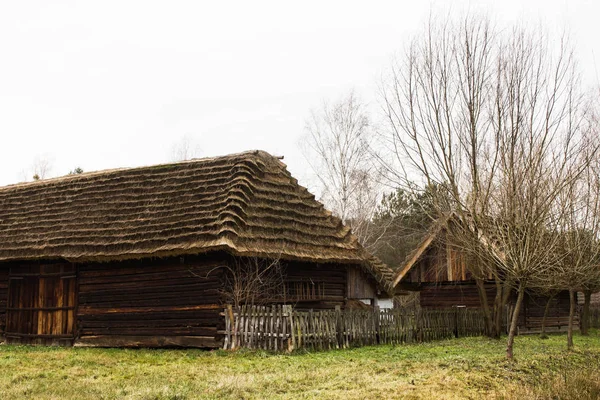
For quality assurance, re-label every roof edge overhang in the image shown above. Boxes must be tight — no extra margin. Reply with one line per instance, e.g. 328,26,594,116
0,242,394,295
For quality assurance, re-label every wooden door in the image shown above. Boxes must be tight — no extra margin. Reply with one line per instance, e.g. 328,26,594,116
5,263,77,345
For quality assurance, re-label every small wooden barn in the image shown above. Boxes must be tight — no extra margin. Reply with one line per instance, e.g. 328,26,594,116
578,291,600,307
392,219,575,333
0,150,394,347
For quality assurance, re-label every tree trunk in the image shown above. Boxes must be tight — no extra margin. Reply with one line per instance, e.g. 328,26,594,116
567,289,576,349
476,278,495,337
581,290,591,336
506,284,525,360
493,286,503,337
494,280,512,337
540,294,554,336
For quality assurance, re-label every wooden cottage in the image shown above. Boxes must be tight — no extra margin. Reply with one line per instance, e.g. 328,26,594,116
578,291,600,307
0,150,394,347
392,220,575,333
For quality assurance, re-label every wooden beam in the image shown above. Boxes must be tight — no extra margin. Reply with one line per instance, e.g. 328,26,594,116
446,243,453,281
4,333,74,339
394,283,423,292
392,233,437,287
74,335,222,348
77,304,221,315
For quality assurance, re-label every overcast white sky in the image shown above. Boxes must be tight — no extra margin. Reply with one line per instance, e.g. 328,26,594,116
0,0,598,189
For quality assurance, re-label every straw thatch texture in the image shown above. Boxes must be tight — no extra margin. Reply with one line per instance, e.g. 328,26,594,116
0,150,394,293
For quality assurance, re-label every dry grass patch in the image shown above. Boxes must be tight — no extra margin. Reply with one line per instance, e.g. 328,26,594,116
1,332,599,399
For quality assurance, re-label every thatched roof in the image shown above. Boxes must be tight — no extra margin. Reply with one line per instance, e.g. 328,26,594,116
392,213,505,287
0,150,394,293
392,217,449,287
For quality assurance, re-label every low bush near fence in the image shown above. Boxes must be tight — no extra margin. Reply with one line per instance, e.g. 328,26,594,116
223,305,486,351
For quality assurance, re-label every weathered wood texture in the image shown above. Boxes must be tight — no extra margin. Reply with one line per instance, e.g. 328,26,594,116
281,262,348,309
400,237,575,333
4,262,76,345
223,305,486,352
588,308,600,329
347,266,377,300
517,291,576,333
403,241,473,285
0,267,8,338
419,283,496,308
419,284,574,333
578,291,600,306
0,255,375,348
74,335,219,348
76,256,226,348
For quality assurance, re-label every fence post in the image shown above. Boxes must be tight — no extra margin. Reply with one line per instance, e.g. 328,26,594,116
454,307,459,338
286,305,294,352
227,304,235,349
416,308,422,342
223,306,229,350
374,306,381,344
334,305,342,348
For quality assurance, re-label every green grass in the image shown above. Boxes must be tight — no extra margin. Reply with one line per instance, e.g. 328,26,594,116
1,332,600,399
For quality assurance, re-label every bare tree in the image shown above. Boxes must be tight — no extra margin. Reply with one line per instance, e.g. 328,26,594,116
378,15,507,338
379,15,593,359
578,107,600,336
30,154,53,181
218,257,285,309
549,130,600,347
580,271,600,335
170,134,201,161
302,91,382,246
492,30,591,359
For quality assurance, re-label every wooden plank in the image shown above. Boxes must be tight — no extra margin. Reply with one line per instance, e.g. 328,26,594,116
7,307,75,311
37,276,45,335
79,262,225,278
74,335,221,348
78,304,220,315
5,333,74,338
446,244,453,281
7,272,76,278
79,327,217,336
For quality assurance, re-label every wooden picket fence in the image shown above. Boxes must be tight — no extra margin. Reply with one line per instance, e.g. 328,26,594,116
223,304,294,352
222,305,486,351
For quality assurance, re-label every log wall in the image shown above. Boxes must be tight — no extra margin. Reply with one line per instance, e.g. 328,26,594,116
76,255,226,348
282,262,348,309
420,284,575,332
0,256,364,347
420,283,495,308
347,266,377,300
517,291,575,333
0,267,7,338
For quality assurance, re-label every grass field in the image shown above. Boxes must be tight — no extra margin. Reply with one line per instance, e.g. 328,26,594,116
1,332,600,400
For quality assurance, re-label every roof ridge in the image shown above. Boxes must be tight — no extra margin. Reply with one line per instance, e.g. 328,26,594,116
0,149,279,192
